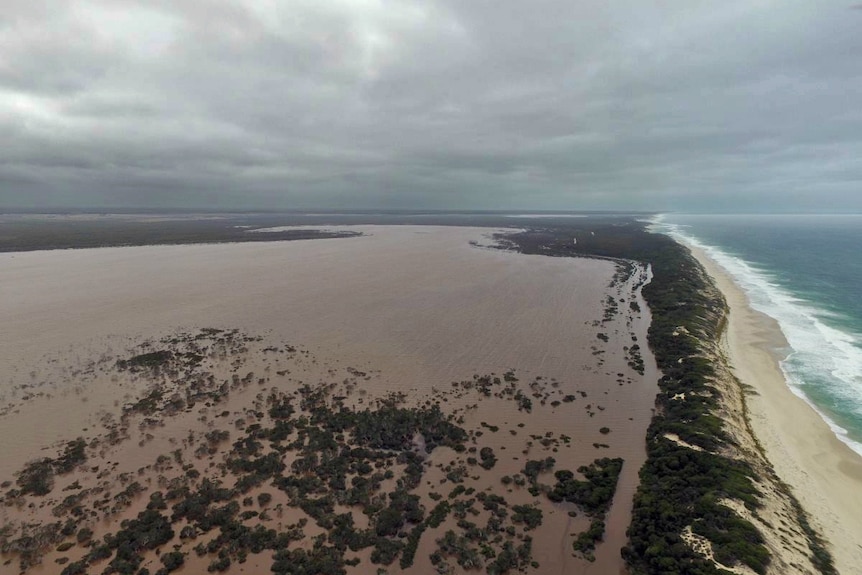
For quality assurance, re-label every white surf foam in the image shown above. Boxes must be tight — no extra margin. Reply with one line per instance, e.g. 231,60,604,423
650,215,862,457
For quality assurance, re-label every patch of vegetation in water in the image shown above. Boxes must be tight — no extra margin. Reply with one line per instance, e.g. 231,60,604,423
545,457,623,559
32,374,548,575
1,324,636,575
13,438,89,497
16,459,55,496
547,457,622,516
115,350,174,371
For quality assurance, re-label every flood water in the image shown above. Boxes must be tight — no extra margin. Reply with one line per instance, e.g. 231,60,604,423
0,225,658,574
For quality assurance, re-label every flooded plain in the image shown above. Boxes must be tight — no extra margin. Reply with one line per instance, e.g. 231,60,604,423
0,226,658,575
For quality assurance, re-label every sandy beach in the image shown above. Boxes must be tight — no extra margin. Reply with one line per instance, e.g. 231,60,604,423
0,226,658,575
687,244,862,574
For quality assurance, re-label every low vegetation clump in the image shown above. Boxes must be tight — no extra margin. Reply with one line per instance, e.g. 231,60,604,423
511,505,543,530
547,458,622,516
54,439,87,474
16,459,55,496
115,350,174,371
522,457,555,485
478,447,497,470
546,458,623,558
14,438,89,497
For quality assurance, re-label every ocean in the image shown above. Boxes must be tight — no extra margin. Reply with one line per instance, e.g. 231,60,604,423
652,214,862,456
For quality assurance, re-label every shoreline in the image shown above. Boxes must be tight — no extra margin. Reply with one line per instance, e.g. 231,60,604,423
686,242,862,574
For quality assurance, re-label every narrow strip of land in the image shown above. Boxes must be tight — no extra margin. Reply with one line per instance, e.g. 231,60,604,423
688,243,862,574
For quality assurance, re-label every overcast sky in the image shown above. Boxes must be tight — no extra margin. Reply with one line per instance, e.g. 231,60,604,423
1,1,861,212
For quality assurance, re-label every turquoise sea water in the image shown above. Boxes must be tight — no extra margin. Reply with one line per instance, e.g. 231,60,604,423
652,214,862,456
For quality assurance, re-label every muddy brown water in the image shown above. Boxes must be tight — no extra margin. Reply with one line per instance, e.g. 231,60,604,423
0,226,658,575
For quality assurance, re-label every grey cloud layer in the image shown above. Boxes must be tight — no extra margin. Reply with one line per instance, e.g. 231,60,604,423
1,0,861,211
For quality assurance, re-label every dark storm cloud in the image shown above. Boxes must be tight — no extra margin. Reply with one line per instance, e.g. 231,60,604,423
1,0,861,211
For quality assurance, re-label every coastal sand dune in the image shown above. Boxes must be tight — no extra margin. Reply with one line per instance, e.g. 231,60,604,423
688,245,862,575
0,226,658,574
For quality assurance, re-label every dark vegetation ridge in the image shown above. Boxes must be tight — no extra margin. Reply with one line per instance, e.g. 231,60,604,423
0,216,360,252
497,220,836,575
0,211,644,252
